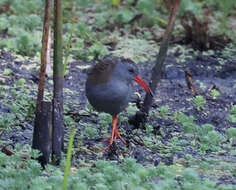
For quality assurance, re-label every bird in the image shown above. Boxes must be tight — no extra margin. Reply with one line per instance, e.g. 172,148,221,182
85,56,152,150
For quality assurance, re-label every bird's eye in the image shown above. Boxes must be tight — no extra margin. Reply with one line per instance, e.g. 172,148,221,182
128,68,134,73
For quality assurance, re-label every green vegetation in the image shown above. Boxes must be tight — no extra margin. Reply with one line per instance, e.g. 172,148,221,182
0,0,236,189
0,148,234,190
193,95,206,111
3,68,12,75
0,84,35,132
159,105,169,118
210,89,220,99
0,0,235,59
1,80,235,188
228,105,236,123
62,127,76,190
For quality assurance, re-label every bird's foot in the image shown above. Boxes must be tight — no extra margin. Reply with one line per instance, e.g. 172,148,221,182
100,128,126,151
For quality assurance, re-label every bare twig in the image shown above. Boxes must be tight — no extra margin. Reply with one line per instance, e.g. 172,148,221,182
2,146,14,156
184,69,199,95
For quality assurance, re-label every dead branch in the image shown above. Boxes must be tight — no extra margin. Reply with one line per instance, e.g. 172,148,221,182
184,69,199,95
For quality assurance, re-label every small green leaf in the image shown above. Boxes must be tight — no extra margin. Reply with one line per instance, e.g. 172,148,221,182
226,127,236,139
3,68,13,76
193,95,206,111
111,0,120,6
146,124,153,134
210,89,220,99
230,105,236,115
15,78,26,86
228,115,236,123
159,105,169,117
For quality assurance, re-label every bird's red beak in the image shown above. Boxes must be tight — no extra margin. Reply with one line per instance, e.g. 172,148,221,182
134,76,153,96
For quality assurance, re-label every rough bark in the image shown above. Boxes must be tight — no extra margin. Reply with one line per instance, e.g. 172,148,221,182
32,0,51,167
32,101,51,167
52,0,64,165
36,0,51,112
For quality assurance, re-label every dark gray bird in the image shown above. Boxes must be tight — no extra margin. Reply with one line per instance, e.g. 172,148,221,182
86,56,152,150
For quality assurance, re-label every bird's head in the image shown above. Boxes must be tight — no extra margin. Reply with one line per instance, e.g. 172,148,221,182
112,58,153,96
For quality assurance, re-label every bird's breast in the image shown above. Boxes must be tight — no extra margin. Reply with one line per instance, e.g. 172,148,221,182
86,80,132,115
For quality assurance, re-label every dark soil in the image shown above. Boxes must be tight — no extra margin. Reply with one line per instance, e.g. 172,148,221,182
0,47,236,186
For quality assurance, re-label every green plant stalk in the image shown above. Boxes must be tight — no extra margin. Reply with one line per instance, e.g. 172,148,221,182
62,127,76,190
63,19,75,76
52,0,64,165
63,4,76,76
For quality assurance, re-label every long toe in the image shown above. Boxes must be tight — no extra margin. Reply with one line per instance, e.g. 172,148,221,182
100,132,126,151
100,115,126,151
114,128,126,145
100,137,114,151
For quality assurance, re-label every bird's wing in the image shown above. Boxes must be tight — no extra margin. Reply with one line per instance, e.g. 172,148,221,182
87,56,117,84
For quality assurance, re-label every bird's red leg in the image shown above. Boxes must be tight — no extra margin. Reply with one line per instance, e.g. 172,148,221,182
112,115,126,145
101,115,126,151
